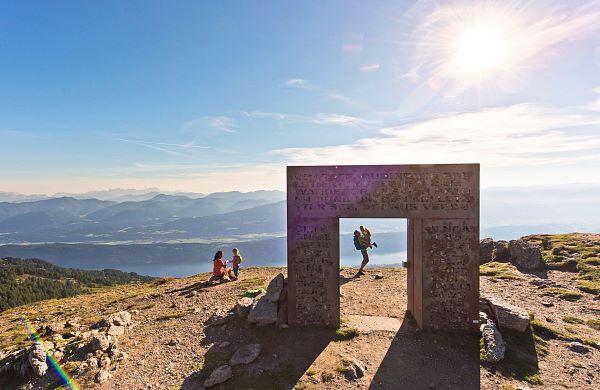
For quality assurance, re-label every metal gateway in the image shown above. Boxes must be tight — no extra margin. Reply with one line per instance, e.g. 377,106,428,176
287,164,480,333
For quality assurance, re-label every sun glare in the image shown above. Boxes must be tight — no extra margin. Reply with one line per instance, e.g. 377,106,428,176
453,23,507,74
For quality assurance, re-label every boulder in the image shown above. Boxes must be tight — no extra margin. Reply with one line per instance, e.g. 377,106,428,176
485,296,529,332
480,318,505,362
229,344,261,366
568,342,590,354
480,238,495,263
236,297,254,318
248,292,278,326
28,344,48,377
509,240,543,270
95,370,112,383
107,325,125,336
265,273,285,303
203,365,233,388
276,284,288,326
493,240,510,262
90,334,110,352
108,311,132,327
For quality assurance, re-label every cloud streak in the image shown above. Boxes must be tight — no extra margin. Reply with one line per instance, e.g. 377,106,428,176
273,103,600,167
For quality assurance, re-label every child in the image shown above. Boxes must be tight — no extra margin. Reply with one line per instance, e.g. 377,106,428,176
231,247,243,278
360,225,378,249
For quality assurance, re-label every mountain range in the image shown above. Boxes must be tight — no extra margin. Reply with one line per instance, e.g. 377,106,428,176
0,185,598,276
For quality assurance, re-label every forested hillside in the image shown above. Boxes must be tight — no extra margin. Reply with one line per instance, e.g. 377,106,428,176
0,257,153,311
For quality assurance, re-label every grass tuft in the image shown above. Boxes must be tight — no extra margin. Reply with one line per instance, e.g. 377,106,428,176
480,262,519,279
562,316,584,324
541,288,582,301
335,326,359,340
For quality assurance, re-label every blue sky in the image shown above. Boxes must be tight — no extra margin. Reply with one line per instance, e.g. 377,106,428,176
1,0,600,194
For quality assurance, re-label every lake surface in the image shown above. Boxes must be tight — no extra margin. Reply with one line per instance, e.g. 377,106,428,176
114,250,408,277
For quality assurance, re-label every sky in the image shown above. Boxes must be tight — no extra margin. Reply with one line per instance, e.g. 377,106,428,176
1,0,600,195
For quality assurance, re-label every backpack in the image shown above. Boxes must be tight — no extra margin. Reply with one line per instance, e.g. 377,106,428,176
353,235,362,250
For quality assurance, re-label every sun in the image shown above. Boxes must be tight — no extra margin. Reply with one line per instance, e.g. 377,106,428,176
453,23,508,74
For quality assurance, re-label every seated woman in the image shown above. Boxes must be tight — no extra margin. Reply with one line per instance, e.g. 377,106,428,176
212,250,236,281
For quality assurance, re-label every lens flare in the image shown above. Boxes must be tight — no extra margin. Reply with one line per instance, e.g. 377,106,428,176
20,314,79,390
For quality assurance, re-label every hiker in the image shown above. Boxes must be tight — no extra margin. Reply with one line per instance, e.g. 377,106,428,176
353,230,370,275
212,250,236,281
360,225,378,249
231,247,243,278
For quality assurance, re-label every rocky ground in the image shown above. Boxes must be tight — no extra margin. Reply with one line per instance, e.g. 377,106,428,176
0,233,598,390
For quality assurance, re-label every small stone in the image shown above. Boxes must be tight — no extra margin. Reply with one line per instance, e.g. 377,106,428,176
194,308,202,314
230,344,261,366
167,339,179,346
374,273,384,280
99,356,111,368
87,357,99,370
210,312,236,325
569,342,590,354
95,370,112,383
540,301,554,307
343,365,358,380
279,324,289,329
218,342,231,349
203,365,233,387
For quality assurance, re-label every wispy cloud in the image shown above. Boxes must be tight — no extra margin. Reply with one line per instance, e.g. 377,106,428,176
237,111,289,120
113,138,210,159
313,113,367,127
273,103,600,167
281,78,359,107
359,63,380,73
207,116,237,133
284,78,309,88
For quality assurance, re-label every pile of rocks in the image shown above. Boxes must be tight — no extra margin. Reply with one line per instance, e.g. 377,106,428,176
0,311,132,385
201,274,288,387
479,296,530,363
480,238,543,271
204,344,262,387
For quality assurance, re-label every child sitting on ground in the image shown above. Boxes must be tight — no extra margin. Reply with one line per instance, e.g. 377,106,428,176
231,247,243,278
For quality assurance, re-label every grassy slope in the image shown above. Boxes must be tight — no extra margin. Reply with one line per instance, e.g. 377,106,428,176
522,233,600,295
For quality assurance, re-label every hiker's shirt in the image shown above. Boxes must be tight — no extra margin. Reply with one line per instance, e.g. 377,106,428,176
213,259,225,275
